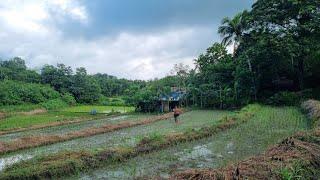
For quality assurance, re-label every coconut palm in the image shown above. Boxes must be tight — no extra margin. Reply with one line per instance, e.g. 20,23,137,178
218,11,247,55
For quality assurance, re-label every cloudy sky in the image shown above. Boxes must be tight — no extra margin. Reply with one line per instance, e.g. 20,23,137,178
0,0,253,80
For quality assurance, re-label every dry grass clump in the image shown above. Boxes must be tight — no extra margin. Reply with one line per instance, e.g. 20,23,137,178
0,113,173,155
172,128,320,180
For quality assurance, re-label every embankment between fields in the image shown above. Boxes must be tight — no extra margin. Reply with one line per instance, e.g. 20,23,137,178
0,105,258,179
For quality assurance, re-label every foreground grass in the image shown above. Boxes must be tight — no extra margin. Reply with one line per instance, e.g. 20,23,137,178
0,106,255,179
0,112,105,132
62,105,135,113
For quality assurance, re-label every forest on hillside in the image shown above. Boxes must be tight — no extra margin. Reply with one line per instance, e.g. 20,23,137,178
0,0,319,111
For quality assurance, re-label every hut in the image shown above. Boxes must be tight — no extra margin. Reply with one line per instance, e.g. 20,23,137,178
159,89,186,113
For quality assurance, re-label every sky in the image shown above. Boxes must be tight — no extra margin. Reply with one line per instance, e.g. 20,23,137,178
0,0,253,80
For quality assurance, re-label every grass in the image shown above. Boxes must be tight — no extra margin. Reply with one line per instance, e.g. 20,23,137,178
62,105,135,113
0,112,104,132
0,104,41,113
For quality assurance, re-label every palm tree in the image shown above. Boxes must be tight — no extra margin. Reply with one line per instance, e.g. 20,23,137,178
218,11,247,56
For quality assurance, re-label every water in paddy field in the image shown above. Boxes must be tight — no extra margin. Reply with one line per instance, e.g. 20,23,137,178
0,110,228,172
73,107,310,180
0,114,151,142
0,114,153,171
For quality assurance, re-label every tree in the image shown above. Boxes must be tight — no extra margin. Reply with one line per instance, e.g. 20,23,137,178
218,11,248,55
195,43,236,108
247,0,320,90
69,67,101,104
41,64,73,92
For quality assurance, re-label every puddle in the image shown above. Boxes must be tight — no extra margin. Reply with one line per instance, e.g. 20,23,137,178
176,145,213,161
108,116,128,121
0,154,33,171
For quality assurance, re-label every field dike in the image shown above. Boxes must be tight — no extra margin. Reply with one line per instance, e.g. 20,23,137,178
0,105,259,179
172,100,320,180
0,112,173,155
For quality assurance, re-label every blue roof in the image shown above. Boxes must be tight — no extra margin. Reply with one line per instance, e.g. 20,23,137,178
159,91,185,101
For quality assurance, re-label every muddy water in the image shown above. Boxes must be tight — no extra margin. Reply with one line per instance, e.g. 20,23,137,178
0,110,227,171
73,107,309,180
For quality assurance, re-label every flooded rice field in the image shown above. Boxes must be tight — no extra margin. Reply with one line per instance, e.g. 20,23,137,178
0,110,228,171
0,113,153,142
72,107,309,179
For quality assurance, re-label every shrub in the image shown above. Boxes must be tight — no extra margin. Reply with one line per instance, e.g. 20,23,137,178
61,93,76,106
0,80,60,105
41,98,68,110
100,97,126,106
267,91,300,106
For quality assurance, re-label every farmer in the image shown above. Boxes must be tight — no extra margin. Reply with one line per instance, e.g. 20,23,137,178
173,106,182,124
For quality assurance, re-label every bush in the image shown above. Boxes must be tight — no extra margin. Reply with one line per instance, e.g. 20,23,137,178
41,98,68,110
267,91,300,106
100,97,126,106
61,93,76,106
0,80,60,105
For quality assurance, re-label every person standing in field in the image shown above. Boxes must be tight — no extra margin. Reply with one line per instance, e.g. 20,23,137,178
173,106,182,124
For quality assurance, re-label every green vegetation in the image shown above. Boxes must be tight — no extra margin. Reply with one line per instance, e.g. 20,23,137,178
0,104,41,113
0,112,103,131
0,80,60,106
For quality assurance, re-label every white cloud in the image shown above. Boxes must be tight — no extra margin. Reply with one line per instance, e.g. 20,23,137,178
49,0,88,23
0,1,216,80
0,0,88,35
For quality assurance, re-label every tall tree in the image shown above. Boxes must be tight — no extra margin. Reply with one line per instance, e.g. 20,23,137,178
218,11,247,55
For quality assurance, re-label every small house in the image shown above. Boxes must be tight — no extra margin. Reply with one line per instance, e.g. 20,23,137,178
159,90,186,113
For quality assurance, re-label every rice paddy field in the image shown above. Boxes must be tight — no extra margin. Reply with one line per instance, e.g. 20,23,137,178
62,105,135,113
70,106,309,179
0,104,312,179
